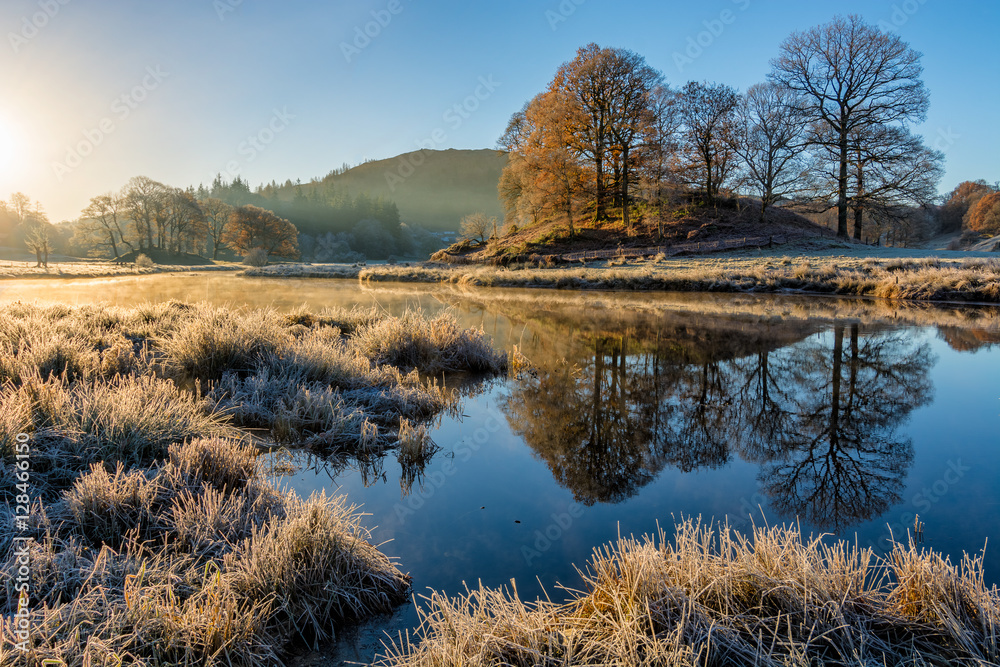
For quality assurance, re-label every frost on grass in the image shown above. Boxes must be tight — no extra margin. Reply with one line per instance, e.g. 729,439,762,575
0,301,509,665
381,518,1000,667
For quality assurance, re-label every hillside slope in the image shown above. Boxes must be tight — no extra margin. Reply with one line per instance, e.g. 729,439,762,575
287,149,507,232
436,194,840,264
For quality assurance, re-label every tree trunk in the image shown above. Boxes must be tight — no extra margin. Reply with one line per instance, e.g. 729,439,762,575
837,127,849,238
621,146,630,234
830,324,844,447
853,161,865,241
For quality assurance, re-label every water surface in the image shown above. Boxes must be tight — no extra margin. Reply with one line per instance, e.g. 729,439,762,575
2,273,998,664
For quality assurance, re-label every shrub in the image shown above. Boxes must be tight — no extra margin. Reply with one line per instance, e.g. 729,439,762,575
243,248,270,267
135,253,154,269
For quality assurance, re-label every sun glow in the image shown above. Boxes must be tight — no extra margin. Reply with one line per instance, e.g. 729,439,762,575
0,115,24,182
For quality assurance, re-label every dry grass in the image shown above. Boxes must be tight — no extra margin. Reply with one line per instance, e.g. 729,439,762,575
380,518,999,666
0,301,508,665
343,253,1000,303
1,438,409,665
0,260,239,279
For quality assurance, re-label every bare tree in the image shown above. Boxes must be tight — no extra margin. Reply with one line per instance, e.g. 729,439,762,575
770,14,929,239
23,216,54,267
77,193,132,259
122,176,167,250
640,85,682,239
458,212,494,245
677,81,739,204
729,82,810,222
200,197,234,259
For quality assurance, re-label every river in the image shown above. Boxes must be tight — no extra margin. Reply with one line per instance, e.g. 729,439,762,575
2,273,998,665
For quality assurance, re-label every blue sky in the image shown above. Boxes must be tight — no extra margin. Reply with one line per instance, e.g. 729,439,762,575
1,0,997,221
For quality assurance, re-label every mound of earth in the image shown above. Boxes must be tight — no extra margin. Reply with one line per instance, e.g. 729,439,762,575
434,193,840,264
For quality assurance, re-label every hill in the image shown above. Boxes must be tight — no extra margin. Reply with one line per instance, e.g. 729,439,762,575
279,149,507,232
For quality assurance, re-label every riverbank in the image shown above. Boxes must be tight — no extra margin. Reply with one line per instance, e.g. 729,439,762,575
242,248,1000,303
380,518,999,666
0,260,241,279
0,301,507,664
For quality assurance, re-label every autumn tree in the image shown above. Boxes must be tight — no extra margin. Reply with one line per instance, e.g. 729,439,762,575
939,180,995,233
548,44,664,222
770,15,929,239
225,205,298,258
728,82,809,221
499,91,587,237
677,81,739,204
966,191,1000,236
199,197,234,259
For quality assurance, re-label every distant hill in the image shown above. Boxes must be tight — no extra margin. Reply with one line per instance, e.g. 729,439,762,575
282,149,507,232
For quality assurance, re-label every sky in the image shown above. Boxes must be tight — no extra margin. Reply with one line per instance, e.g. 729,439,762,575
0,0,997,222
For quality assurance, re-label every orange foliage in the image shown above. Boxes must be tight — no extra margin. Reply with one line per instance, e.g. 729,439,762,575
965,191,1000,235
225,205,298,258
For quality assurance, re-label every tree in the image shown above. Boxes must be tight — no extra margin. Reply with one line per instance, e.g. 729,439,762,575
76,193,132,258
225,205,298,258
729,82,809,221
846,127,943,242
966,191,1000,236
939,180,995,233
550,44,664,222
640,85,682,239
677,81,739,203
770,15,929,239
23,218,54,267
199,198,234,259
122,176,167,250
458,212,494,245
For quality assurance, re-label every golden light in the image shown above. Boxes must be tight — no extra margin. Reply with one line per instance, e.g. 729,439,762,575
0,114,24,182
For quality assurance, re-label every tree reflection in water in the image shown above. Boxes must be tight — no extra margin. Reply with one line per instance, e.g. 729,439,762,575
502,317,935,530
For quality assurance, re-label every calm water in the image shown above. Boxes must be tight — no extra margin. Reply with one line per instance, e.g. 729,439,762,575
2,274,999,664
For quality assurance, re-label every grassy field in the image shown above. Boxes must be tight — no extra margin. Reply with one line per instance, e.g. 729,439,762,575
0,260,241,279
380,518,1000,666
0,301,508,665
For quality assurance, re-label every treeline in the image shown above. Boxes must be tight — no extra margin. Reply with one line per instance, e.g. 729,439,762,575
499,15,990,246
67,176,298,263
203,175,440,260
